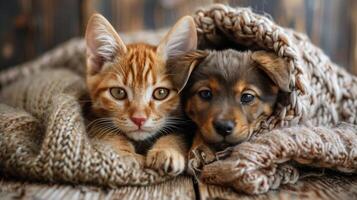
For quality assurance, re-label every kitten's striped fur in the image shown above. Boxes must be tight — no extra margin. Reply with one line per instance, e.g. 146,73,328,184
85,14,197,175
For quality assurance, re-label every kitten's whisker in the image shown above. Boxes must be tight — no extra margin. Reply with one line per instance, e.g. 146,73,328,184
86,117,115,129
90,124,120,138
166,117,192,123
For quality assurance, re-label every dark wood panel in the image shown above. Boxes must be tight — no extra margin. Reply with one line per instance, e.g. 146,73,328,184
0,0,82,69
0,0,29,69
349,0,357,75
1,0,356,72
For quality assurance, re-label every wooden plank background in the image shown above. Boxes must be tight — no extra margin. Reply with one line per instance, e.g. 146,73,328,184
0,176,196,200
0,0,356,72
198,172,357,200
2,173,357,200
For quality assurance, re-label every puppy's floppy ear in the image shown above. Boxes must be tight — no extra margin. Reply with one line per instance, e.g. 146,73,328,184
251,51,291,92
85,14,127,75
167,50,208,92
157,16,197,61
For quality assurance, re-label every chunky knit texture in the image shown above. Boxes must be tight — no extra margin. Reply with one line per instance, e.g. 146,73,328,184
1,4,357,193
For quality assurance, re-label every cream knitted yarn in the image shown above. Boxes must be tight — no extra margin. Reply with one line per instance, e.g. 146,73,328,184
1,4,357,193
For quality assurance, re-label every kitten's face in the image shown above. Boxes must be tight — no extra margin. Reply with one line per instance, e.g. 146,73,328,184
88,44,180,140
85,14,197,141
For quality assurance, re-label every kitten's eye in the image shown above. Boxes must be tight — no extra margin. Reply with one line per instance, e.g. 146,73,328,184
153,88,170,100
241,93,255,104
198,89,212,100
110,87,127,100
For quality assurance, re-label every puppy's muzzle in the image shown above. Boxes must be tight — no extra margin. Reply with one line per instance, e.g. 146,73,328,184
213,119,235,136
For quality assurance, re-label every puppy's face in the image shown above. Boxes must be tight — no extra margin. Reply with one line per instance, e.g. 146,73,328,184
183,50,290,149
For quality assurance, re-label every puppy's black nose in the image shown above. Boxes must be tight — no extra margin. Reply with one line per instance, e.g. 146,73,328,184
213,120,235,136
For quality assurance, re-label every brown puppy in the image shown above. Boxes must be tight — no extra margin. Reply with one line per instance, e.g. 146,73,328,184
175,49,290,153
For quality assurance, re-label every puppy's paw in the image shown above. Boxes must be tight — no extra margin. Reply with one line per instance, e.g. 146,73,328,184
146,149,186,176
187,144,216,175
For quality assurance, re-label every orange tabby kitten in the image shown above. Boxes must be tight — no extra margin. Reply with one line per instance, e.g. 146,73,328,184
85,14,197,175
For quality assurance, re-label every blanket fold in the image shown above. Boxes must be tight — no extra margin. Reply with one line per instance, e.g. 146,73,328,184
198,123,357,193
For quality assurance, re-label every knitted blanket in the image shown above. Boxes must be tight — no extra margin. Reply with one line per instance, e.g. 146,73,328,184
1,4,357,193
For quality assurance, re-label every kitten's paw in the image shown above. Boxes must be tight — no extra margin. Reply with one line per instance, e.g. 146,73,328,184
115,148,145,168
132,153,145,167
118,151,145,168
146,149,186,176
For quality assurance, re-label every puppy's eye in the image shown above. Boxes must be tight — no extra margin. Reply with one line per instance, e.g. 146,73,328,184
110,87,127,100
198,89,213,100
241,93,255,104
153,87,170,100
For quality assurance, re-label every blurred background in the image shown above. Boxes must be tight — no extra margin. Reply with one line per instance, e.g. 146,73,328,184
0,0,357,74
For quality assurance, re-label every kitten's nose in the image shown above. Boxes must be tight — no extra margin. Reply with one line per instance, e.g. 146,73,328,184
131,117,147,127
213,120,235,136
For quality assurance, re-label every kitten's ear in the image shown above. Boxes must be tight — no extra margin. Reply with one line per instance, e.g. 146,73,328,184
85,14,127,75
167,50,208,92
251,51,291,92
157,16,197,61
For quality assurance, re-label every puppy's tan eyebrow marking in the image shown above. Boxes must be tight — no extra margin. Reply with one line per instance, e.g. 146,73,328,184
234,80,246,93
208,78,220,91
